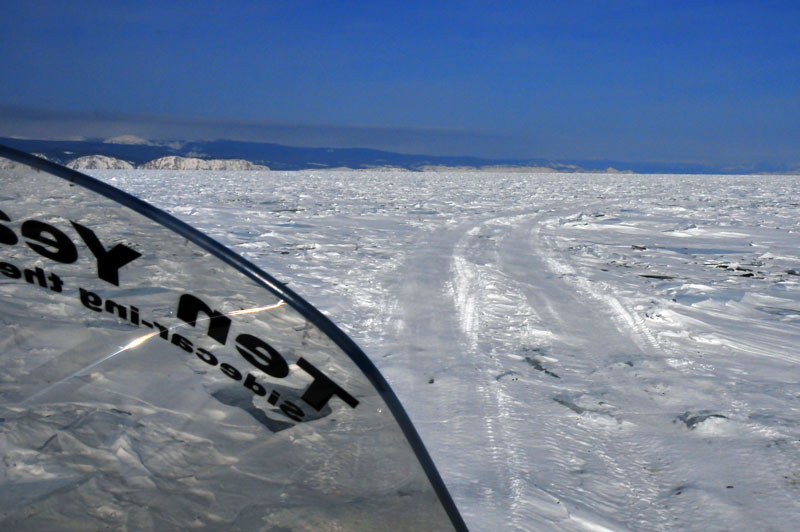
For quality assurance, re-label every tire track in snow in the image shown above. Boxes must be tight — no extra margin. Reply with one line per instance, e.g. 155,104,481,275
534,223,662,355
388,212,574,531
451,216,563,531
450,209,682,531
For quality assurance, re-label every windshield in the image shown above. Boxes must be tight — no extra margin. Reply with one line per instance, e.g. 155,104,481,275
0,147,464,531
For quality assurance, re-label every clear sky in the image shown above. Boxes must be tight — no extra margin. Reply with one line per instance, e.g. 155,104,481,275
1,1,798,166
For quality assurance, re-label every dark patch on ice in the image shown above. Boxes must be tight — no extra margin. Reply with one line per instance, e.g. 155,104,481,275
713,264,753,272
428,377,435,384
640,274,675,280
495,370,517,381
631,245,647,250
783,474,800,487
37,434,61,452
786,269,800,276
669,484,690,496
663,246,747,256
111,408,132,416
765,438,793,449
676,411,727,430
554,397,585,414
608,260,632,268
280,244,316,255
524,357,560,379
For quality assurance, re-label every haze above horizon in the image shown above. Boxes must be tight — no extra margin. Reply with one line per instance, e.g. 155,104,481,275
2,1,798,167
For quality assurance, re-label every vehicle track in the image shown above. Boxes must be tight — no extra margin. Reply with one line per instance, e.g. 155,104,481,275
387,205,670,530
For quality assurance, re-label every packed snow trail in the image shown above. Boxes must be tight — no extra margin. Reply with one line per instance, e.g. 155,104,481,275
383,206,659,531
87,170,800,531
382,198,800,531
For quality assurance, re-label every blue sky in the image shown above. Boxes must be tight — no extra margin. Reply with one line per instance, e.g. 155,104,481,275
1,1,798,165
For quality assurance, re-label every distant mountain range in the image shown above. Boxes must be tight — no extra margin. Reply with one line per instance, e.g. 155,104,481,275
1,136,796,174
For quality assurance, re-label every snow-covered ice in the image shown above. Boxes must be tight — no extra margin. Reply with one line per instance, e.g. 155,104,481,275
85,170,800,531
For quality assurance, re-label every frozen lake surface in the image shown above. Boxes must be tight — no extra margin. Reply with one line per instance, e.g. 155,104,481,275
90,170,800,531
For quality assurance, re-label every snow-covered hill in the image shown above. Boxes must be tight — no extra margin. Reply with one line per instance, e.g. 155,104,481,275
66,154,134,169
139,155,269,170
63,154,270,170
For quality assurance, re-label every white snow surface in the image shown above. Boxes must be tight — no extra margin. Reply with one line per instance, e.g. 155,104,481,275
86,170,800,531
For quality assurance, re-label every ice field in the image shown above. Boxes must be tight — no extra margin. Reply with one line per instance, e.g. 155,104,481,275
85,169,799,531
